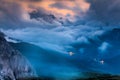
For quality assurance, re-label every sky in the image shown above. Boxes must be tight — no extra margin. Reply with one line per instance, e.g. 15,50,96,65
0,0,120,56
0,0,90,28
1,0,120,28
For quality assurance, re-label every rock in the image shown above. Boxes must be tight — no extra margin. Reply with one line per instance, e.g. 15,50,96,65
0,32,36,80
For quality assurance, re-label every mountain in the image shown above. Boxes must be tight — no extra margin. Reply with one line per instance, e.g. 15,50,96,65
0,32,36,80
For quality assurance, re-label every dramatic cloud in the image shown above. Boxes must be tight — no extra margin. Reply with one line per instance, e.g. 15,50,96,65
0,0,119,55
0,0,91,29
0,0,118,49
1,24,105,55
50,0,90,14
87,0,120,25
1,0,120,29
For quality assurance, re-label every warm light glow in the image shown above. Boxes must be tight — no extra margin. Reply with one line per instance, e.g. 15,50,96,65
18,0,90,17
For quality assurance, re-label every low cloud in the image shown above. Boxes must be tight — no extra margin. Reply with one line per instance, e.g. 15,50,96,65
98,42,111,53
1,24,105,55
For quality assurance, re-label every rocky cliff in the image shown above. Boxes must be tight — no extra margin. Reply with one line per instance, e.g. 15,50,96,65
0,32,36,80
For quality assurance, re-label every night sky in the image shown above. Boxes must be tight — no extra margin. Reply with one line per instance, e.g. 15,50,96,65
0,0,120,79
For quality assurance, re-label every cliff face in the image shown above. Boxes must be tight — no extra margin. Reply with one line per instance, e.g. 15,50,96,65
0,32,36,80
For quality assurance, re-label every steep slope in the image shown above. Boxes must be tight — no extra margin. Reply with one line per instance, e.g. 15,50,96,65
0,32,36,80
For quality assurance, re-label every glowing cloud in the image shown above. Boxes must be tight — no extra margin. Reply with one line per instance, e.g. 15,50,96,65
19,0,90,18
